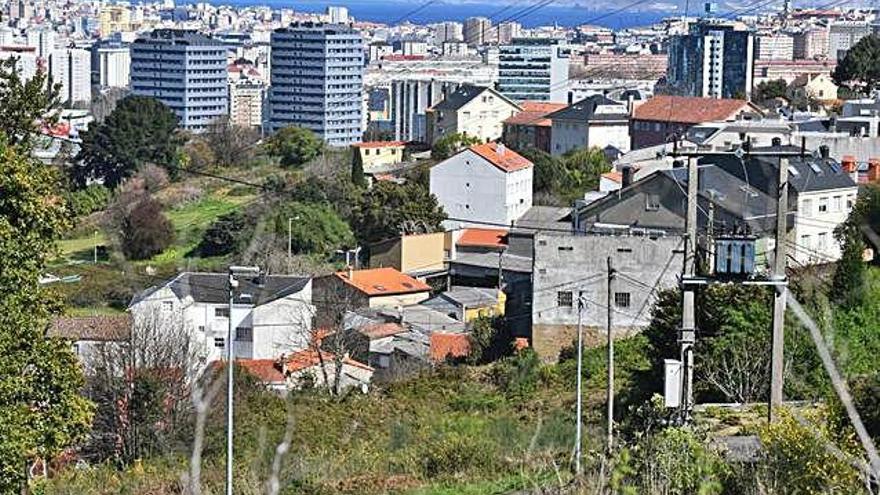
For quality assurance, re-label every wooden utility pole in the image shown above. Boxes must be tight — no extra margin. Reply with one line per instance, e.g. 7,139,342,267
606,257,616,453
769,158,789,421
680,156,698,419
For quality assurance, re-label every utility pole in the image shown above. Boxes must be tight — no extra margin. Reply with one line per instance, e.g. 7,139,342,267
226,265,260,495
769,158,789,422
680,156,698,420
606,257,616,453
574,292,585,476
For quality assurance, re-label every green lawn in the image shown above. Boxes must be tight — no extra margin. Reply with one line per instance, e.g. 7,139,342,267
155,194,256,263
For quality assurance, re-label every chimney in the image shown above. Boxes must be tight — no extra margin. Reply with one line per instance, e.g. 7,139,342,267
870,111,879,137
496,142,506,156
277,354,287,375
621,165,634,188
819,145,829,159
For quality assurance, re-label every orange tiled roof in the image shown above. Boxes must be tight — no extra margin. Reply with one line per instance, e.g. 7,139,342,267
360,322,406,339
457,228,509,248
633,95,754,125
49,315,132,341
352,141,407,148
285,349,373,373
336,267,431,297
469,142,533,173
503,101,568,127
601,171,622,183
430,332,471,362
237,359,286,383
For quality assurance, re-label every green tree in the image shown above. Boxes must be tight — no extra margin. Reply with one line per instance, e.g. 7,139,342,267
197,210,254,257
352,181,446,244
351,153,367,187
520,148,566,196
832,34,880,96
832,223,867,307
0,138,93,491
753,79,789,104
0,57,61,148
273,202,355,256
559,146,611,199
74,96,182,188
266,126,323,167
431,132,481,160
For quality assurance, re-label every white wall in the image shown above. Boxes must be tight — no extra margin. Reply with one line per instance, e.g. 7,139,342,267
551,121,587,156
793,187,858,264
431,148,533,227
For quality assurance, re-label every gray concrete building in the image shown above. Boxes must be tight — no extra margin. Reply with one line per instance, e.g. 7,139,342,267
269,22,364,147
531,233,683,361
390,79,460,142
130,29,228,133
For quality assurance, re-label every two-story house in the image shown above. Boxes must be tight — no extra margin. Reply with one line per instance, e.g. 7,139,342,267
426,85,521,144
548,95,631,156
129,272,314,364
430,142,534,229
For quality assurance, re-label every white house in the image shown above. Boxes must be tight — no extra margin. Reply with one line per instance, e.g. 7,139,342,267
426,84,521,144
430,142,533,228
223,351,374,395
129,272,314,365
548,95,630,157
791,168,859,264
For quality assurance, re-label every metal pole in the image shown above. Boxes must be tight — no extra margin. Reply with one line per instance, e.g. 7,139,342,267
680,156,698,420
769,157,789,422
288,217,293,267
93,230,98,264
574,293,584,476
226,271,235,495
606,257,615,453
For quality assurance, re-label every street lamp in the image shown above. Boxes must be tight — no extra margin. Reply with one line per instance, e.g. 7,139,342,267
226,265,260,495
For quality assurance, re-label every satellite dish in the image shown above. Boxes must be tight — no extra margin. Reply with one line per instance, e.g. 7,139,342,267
734,147,745,160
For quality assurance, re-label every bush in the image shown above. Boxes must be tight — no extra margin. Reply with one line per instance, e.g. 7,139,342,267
490,348,542,399
66,184,111,217
431,132,481,160
274,201,355,256
120,197,175,260
197,210,253,257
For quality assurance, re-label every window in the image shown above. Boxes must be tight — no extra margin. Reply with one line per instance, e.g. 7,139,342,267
198,325,205,332
236,327,253,342
818,197,828,213
558,246,574,252
800,234,812,249
646,194,661,211
801,198,813,216
818,232,828,250
847,195,856,210
833,196,842,212
214,337,225,348
557,291,573,307
162,300,173,312
614,292,631,308
214,307,230,318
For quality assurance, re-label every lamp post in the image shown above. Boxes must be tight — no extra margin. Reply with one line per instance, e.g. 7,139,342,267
226,265,260,495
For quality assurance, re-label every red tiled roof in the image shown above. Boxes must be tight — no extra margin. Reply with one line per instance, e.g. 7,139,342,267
503,101,568,127
430,332,471,362
237,359,286,384
457,228,509,248
382,54,425,61
353,141,406,148
285,349,373,373
336,267,431,297
469,142,533,173
633,95,754,125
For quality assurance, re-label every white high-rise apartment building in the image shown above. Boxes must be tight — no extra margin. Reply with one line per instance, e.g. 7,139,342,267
26,27,55,59
269,22,364,146
464,17,492,47
436,22,463,43
95,46,131,88
498,38,571,102
756,33,794,60
50,48,91,106
326,6,349,24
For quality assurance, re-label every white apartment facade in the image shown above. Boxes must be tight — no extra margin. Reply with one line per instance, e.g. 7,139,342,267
49,48,91,107
426,85,520,144
793,186,858,264
95,46,131,88
229,78,264,128
129,273,315,364
430,142,533,228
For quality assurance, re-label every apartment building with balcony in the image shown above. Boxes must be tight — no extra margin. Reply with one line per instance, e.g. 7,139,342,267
131,29,228,132
269,22,364,147
497,38,570,103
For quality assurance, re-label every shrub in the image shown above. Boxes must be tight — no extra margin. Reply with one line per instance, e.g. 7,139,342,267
490,348,542,399
120,197,175,260
66,184,111,217
273,201,355,256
